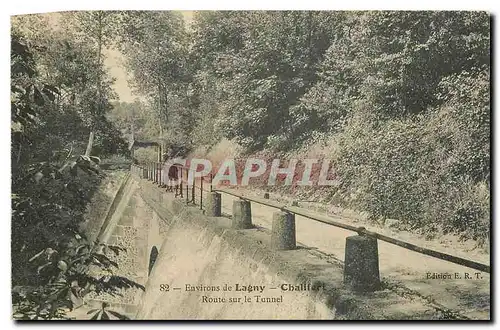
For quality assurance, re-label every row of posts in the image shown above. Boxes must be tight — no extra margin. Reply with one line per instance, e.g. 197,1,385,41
130,164,381,293
204,191,381,293
130,162,158,182
131,163,202,206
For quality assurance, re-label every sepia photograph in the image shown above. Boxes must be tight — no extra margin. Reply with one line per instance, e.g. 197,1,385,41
9,9,491,321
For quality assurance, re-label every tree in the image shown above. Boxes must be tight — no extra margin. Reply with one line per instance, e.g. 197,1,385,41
11,24,141,320
118,11,191,158
61,11,122,156
189,11,341,152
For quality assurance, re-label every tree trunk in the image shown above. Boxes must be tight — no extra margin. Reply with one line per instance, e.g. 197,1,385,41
85,12,104,157
157,79,167,161
85,130,95,156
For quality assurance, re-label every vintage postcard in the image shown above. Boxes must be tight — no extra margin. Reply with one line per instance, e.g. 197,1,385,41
10,10,490,321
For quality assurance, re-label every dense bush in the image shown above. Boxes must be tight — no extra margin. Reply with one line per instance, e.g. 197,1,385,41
331,66,489,244
133,147,160,163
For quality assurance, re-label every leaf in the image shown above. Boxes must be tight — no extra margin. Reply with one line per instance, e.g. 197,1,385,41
101,275,146,292
89,156,101,164
92,253,118,268
80,155,91,164
101,311,110,320
43,89,55,101
70,286,81,302
108,310,130,320
56,287,69,300
42,84,58,101
34,172,44,183
43,84,59,95
29,249,45,262
86,308,99,315
37,262,52,274
57,260,68,272
90,311,101,320
75,244,90,256
105,245,124,256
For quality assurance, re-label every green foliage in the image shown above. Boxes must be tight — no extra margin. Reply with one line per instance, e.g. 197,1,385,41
93,118,129,157
56,11,124,157
117,11,192,156
185,10,490,244
12,16,127,159
11,35,60,128
12,239,144,320
87,302,130,320
133,147,159,164
292,11,490,142
190,11,342,151
332,67,490,244
11,25,140,320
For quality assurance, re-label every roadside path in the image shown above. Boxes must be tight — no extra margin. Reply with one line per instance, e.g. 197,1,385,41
218,190,490,320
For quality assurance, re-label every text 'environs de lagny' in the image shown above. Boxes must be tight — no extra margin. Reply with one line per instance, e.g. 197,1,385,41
184,283,325,294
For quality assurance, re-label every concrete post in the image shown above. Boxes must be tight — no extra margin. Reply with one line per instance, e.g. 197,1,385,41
206,192,222,217
157,163,161,184
157,164,162,186
344,235,380,292
232,199,252,229
271,211,296,250
153,162,156,182
154,163,158,183
159,165,165,187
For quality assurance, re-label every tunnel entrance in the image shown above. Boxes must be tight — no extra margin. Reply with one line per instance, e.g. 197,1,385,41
148,246,159,276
